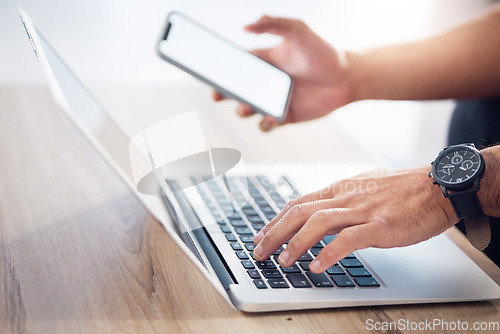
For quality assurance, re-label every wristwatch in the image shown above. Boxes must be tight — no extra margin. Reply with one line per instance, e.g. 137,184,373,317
430,143,491,250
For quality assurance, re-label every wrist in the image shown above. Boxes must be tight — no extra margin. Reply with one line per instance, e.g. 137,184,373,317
478,146,500,217
344,49,382,103
425,165,460,226
343,50,365,104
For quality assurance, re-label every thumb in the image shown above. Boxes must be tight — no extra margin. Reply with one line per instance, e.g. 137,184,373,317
244,15,306,38
259,115,279,132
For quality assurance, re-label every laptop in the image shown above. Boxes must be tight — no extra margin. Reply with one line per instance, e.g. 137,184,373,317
19,8,500,312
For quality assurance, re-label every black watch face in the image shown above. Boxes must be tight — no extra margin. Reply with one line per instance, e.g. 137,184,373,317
433,146,483,186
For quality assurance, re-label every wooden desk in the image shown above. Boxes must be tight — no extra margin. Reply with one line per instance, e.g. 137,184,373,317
1,86,499,334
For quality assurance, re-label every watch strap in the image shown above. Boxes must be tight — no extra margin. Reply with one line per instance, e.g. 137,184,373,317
464,217,491,251
446,187,484,220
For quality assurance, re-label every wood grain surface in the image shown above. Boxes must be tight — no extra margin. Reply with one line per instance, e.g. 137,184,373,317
1,86,499,334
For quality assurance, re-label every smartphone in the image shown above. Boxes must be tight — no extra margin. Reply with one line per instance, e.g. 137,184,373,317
157,12,293,122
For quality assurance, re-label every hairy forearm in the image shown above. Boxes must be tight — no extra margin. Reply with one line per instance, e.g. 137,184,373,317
479,146,500,218
346,5,500,102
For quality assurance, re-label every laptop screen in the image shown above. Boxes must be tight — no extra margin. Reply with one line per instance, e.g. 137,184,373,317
19,11,189,231
25,23,137,182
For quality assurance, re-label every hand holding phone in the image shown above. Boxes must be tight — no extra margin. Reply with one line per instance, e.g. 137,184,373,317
157,12,294,122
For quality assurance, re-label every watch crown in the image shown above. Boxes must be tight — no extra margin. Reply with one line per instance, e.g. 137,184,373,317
433,181,437,185
428,171,432,177
430,161,434,165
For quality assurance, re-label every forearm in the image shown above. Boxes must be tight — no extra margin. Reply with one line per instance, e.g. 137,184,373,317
479,146,500,218
346,5,500,102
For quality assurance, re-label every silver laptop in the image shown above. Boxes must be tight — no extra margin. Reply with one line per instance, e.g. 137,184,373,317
19,8,500,312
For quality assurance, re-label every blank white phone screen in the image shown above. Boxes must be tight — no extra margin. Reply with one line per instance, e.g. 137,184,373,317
158,13,292,119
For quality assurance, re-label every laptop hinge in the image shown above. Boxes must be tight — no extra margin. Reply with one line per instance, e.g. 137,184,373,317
162,180,237,290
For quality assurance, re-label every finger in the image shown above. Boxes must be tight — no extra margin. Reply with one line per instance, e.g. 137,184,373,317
259,115,278,132
211,90,226,101
236,103,254,117
309,223,376,273
279,208,368,267
254,183,340,244
253,199,339,261
244,15,306,39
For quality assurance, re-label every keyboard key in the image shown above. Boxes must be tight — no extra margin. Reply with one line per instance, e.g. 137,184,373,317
287,273,312,288
347,268,372,277
247,216,264,223
297,252,313,261
262,269,283,279
239,235,255,243
354,277,380,287
249,191,262,198
230,242,243,250
322,235,336,245
310,248,322,257
312,242,323,248
299,261,311,271
216,198,230,206
306,272,334,287
281,264,301,273
256,260,276,270
225,234,237,242
264,212,277,220
245,244,255,251
241,260,255,269
272,247,284,255
243,207,258,216
255,198,269,206
247,269,260,279
241,204,253,210
275,199,287,208
252,222,265,231
260,206,275,214
234,196,247,205
340,259,363,268
236,251,249,260
331,275,355,287
235,227,253,235
228,213,242,220
230,220,248,227
254,279,267,289
268,278,289,289
220,225,231,233
270,193,283,201
326,265,345,275
220,204,234,212
345,253,356,259
222,207,235,215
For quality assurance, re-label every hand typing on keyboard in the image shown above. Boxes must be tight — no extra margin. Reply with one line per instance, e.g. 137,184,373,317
253,166,461,273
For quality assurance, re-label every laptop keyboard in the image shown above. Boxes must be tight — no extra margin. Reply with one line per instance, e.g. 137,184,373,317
194,175,380,289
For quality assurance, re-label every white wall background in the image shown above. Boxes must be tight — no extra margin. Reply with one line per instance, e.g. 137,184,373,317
1,0,494,167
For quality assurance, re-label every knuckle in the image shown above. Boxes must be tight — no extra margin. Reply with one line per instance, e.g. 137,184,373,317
288,203,308,220
361,201,376,212
339,228,360,244
309,210,330,228
283,197,300,211
319,184,335,199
